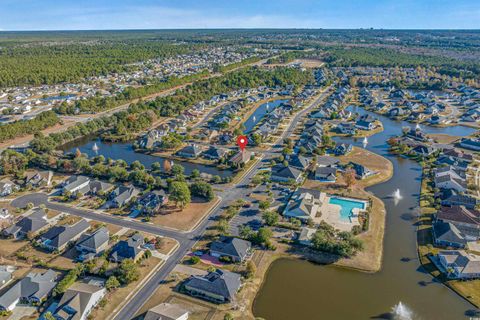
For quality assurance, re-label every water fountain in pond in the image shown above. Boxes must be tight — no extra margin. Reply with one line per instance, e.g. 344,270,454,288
362,136,368,148
393,188,402,206
415,123,421,131
253,115,256,122
266,102,269,112
92,143,99,154
391,302,413,320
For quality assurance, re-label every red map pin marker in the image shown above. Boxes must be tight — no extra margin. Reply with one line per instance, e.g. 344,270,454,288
237,135,248,151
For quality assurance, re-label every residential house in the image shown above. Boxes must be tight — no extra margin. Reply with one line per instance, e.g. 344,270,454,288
183,269,241,304
437,250,480,279
459,138,480,151
316,156,340,168
76,227,110,260
39,219,90,252
440,189,479,209
109,233,145,262
288,155,311,171
0,178,18,197
0,269,57,311
411,145,436,157
405,128,431,142
177,144,202,159
24,170,53,188
315,167,337,182
3,208,49,239
202,146,229,160
333,143,352,156
0,208,12,221
0,266,14,288
349,162,375,179
270,165,303,183
136,190,168,214
88,180,114,196
110,185,139,208
210,237,252,263
63,176,91,196
434,166,465,181
144,303,189,320
434,175,467,193
337,122,356,135
432,221,466,248
355,114,376,131
53,281,106,320
435,206,480,240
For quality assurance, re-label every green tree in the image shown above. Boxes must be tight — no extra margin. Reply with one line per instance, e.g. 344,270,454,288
169,181,191,208
262,211,279,226
190,181,214,201
106,276,120,291
117,259,140,285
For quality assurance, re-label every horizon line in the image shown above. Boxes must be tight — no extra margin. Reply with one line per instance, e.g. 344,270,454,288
1,27,480,33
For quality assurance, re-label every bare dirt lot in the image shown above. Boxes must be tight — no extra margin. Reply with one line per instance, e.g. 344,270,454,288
138,197,220,232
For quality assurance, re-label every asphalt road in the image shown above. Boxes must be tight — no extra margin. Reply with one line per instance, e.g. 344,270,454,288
9,85,333,319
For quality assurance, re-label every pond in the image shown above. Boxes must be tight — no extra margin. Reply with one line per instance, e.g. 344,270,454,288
253,107,478,319
60,136,233,178
243,99,290,133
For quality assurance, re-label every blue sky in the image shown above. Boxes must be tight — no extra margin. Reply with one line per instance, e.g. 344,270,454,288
0,0,479,30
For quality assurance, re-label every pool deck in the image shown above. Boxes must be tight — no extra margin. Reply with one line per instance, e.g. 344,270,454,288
316,195,364,231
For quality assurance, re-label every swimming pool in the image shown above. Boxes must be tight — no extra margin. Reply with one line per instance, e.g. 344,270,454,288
328,197,366,221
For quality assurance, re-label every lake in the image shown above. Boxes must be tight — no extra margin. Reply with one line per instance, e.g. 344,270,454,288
243,99,289,133
60,136,233,178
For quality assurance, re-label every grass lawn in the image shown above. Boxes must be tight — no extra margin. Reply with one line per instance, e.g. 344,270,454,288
0,238,29,257
140,197,220,232
339,146,394,188
91,256,163,320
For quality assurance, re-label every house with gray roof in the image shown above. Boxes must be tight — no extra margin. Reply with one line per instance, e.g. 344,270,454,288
40,219,90,252
24,170,53,188
434,175,467,193
183,269,241,303
270,165,303,183
202,146,229,160
109,233,144,262
432,221,466,248
177,144,202,158
210,236,252,263
76,227,109,259
283,189,324,222
53,281,106,320
0,269,57,311
437,250,480,279
288,155,311,171
63,176,91,195
0,266,14,289
316,155,339,168
3,208,49,239
435,206,480,240
0,178,18,197
88,180,114,196
315,167,337,182
459,138,480,151
110,185,139,208
144,303,189,320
